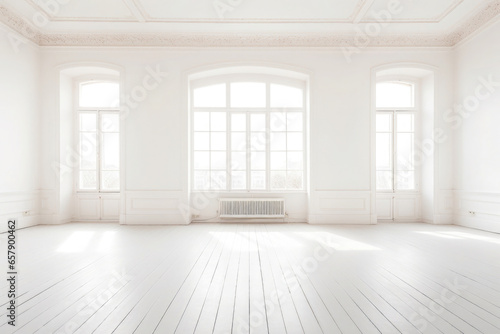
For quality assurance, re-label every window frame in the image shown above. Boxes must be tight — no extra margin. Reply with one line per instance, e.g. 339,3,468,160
190,74,307,193
75,79,120,193
376,79,420,193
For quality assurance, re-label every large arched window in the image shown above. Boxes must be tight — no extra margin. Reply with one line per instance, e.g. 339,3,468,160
77,80,120,191
376,81,417,191
190,75,306,192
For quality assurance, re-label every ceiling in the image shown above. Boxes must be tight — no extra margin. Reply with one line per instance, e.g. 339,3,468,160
1,0,499,47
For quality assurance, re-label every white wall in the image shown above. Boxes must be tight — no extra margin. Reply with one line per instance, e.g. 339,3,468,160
59,74,74,223
421,74,435,223
454,19,500,233
0,26,40,231
36,47,454,225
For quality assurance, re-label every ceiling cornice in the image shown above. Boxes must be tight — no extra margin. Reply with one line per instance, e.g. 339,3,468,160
0,5,40,44
1,1,499,48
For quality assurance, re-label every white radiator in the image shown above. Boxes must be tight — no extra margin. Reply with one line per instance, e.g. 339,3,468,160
219,198,285,218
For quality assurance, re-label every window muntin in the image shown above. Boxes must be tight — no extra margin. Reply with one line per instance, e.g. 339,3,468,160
77,81,120,192
191,78,306,192
376,81,417,192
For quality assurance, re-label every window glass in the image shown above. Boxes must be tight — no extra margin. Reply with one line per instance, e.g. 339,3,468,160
271,84,303,108
80,82,119,108
193,84,226,108
376,82,414,108
230,82,266,108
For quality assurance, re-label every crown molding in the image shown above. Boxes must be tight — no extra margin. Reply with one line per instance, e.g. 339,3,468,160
447,0,500,44
0,1,499,48
0,5,39,44
37,32,454,48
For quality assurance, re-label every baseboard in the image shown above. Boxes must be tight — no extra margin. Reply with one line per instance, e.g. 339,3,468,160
455,214,500,234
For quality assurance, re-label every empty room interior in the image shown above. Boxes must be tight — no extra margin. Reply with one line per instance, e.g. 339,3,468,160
1,0,500,333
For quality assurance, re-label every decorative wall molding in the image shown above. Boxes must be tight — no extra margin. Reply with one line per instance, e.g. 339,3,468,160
1,1,500,48
309,191,374,224
0,191,40,232
123,190,188,225
454,190,500,233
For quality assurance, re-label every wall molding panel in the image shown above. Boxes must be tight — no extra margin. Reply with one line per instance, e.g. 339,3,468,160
309,191,374,224
454,191,500,233
123,191,188,225
0,191,40,232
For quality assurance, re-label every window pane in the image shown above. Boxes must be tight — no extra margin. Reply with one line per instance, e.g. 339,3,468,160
231,114,246,131
80,113,97,132
376,171,393,191
270,84,303,108
397,114,414,132
231,171,246,190
287,112,303,132
270,133,286,151
251,171,266,190
80,82,119,108
194,152,209,170
287,172,303,189
211,132,226,150
376,114,392,132
193,84,226,108
231,132,246,151
80,171,97,190
101,114,119,132
251,152,266,170
211,112,226,131
211,171,227,190
397,133,414,171
194,112,210,131
101,171,120,191
80,133,97,170
287,133,303,151
396,171,415,190
230,82,266,108
270,112,286,131
251,132,266,151
251,114,266,132
194,132,210,150
287,152,303,170
231,152,246,171
194,171,210,190
211,152,226,170
376,82,414,108
376,133,392,170
102,133,120,170
271,152,286,170
271,171,286,190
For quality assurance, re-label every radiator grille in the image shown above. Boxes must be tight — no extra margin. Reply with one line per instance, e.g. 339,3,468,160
219,199,285,218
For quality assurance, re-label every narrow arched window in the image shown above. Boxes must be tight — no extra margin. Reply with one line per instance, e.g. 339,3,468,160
77,81,120,191
376,81,417,192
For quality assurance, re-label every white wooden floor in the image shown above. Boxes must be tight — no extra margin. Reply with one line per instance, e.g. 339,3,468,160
1,222,500,334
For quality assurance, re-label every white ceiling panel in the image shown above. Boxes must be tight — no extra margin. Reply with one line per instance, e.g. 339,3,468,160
137,0,363,21
363,0,463,22
29,0,135,20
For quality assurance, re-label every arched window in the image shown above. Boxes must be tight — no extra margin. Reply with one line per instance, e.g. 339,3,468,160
77,81,120,191
190,75,306,191
376,81,417,192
